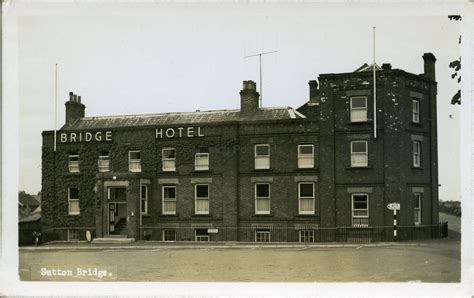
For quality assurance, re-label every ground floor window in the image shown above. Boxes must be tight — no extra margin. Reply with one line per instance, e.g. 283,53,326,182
299,230,314,243
68,229,78,241
352,193,369,227
163,229,176,241
255,229,271,242
140,184,148,215
414,193,422,225
195,229,210,241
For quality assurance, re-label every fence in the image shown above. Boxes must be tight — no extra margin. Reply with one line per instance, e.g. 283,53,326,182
30,223,448,245
140,222,449,243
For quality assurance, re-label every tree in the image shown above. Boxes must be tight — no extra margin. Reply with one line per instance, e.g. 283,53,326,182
448,15,461,105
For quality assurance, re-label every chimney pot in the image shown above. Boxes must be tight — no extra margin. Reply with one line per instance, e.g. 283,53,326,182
243,80,256,91
382,63,392,70
65,92,86,124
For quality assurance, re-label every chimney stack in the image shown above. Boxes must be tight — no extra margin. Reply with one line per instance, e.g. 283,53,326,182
422,53,436,81
65,91,86,124
240,80,259,117
309,80,319,100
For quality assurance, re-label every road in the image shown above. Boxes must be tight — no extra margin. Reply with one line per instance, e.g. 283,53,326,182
19,241,460,282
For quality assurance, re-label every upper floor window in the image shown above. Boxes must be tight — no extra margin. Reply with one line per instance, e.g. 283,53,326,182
129,150,141,172
412,99,420,123
414,193,422,225
98,151,110,172
351,141,368,167
298,182,315,214
352,193,369,227
255,144,270,169
68,154,79,173
195,184,210,214
68,187,80,215
255,183,270,214
162,148,176,172
162,186,176,215
350,96,367,122
413,141,421,167
298,144,314,168
195,146,209,171
140,184,148,215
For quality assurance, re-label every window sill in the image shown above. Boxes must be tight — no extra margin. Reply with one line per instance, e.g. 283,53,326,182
412,167,424,170
411,122,423,127
160,214,178,217
346,166,372,169
141,214,151,217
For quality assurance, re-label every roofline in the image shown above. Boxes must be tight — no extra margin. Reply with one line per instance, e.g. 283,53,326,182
78,106,298,122
41,117,319,135
319,69,437,84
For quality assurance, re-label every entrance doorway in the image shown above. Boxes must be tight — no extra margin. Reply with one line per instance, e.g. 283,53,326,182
108,202,127,235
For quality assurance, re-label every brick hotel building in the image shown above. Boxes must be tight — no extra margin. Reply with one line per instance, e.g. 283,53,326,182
40,53,440,242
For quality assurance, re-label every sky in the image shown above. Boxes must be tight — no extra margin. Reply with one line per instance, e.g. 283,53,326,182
14,5,461,201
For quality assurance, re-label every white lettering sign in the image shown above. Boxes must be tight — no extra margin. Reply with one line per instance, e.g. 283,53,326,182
155,127,204,139
59,131,113,143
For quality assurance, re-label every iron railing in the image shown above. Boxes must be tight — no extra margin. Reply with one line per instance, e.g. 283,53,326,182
29,222,448,245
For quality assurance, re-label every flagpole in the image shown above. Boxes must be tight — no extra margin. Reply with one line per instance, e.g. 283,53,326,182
54,63,58,152
373,27,377,139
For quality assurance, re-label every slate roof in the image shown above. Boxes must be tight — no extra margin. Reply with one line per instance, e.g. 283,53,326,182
61,107,306,130
19,193,41,207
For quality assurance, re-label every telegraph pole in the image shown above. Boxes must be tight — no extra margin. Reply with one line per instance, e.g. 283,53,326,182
372,27,377,139
244,50,278,108
54,63,58,152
